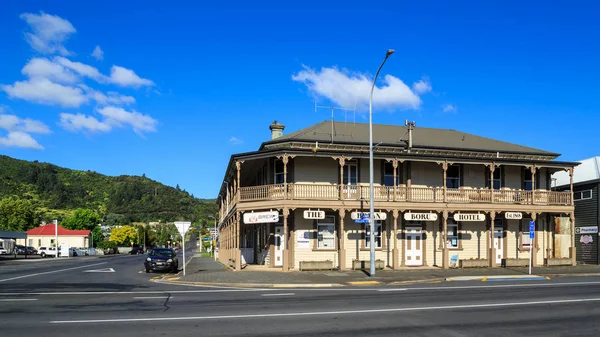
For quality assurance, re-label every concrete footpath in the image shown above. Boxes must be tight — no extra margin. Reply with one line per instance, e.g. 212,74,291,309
155,254,600,288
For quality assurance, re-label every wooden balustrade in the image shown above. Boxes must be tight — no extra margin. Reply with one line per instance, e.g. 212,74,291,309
237,183,572,206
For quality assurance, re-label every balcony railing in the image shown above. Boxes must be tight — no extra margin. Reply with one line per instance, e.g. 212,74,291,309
237,183,572,206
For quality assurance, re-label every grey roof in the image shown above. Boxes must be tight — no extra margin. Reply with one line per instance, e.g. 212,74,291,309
263,120,559,156
553,156,600,186
0,230,27,239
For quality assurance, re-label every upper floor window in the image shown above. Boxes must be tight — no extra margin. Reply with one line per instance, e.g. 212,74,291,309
574,190,593,201
274,160,284,184
343,160,358,185
523,168,533,191
383,162,401,186
487,166,503,190
446,164,461,189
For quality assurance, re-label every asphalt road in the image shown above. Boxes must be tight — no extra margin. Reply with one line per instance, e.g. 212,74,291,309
2,249,600,336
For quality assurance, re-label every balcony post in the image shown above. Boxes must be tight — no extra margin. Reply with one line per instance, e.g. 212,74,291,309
406,162,412,201
392,209,399,269
569,167,574,206
442,210,449,269
531,165,537,205
392,159,398,201
489,211,496,268
337,156,346,200
282,207,289,272
236,161,242,203
282,155,289,199
489,163,495,203
235,212,241,271
338,208,346,270
442,161,448,203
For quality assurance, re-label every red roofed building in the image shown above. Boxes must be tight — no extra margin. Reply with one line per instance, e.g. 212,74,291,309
18,225,91,249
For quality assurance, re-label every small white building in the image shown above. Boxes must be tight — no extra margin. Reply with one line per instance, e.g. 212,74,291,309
18,225,91,249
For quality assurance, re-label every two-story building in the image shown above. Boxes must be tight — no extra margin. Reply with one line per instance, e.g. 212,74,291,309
216,120,578,271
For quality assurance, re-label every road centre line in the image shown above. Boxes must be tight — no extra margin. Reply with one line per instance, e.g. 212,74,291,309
0,262,107,283
261,293,295,297
0,298,38,302
5,280,600,296
50,297,600,324
133,296,172,299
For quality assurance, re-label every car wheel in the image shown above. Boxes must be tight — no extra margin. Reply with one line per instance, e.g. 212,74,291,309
172,265,178,273
41,252,46,258
146,269,150,273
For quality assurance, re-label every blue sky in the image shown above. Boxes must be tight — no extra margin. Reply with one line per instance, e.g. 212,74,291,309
1,1,599,199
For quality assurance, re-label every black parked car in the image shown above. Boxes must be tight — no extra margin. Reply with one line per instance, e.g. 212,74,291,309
129,246,144,255
144,248,178,273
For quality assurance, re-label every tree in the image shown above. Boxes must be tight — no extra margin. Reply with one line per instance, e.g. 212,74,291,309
0,196,41,231
61,208,99,230
109,226,137,246
91,225,104,248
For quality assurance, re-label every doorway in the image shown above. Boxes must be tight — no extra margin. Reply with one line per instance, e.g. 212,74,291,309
405,227,423,266
274,226,284,267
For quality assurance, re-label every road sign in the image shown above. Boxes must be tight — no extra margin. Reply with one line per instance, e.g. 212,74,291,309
529,221,535,238
174,221,191,276
354,214,370,224
203,237,211,241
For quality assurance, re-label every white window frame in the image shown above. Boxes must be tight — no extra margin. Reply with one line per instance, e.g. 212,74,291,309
447,222,459,249
365,221,383,249
446,164,461,189
574,189,593,201
343,160,358,185
317,216,335,249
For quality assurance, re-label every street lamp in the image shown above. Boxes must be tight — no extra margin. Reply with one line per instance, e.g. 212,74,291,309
368,49,394,277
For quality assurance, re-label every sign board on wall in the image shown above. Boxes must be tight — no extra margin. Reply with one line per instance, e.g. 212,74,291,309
404,212,438,222
576,226,599,234
350,212,387,220
297,231,310,249
243,211,280,224
505,212,523,220
453,213,486,222
303,210,325,220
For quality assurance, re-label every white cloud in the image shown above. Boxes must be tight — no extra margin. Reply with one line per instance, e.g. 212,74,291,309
1,77,88,108
109,66,154,87
59,113,112,133
412,77,432,94
54,56,104,81
88,89,135,106
91,45,104,61
442,104,457,113
20,12,76,56
0,131,43,150
97,106,157,133
292,66,422,110
229,136,243,145
21,57,78,84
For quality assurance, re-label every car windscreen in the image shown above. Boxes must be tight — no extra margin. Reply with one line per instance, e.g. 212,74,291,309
149,249,172,257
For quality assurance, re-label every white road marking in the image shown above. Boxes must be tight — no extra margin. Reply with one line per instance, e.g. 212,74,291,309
83,268,115,273
0,298,38,302
377,289,408,292
0,262,107,283
0,289,274,296
133,296,172,299
50,297,600,324
261,293,295,297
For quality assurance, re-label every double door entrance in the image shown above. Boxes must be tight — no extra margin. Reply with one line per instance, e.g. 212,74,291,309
405,226,423,266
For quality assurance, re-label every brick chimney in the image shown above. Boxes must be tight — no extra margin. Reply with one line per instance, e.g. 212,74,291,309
269,120,285,139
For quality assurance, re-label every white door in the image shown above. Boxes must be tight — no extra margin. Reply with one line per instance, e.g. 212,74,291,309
274,226,284,267
494,228,503,264
405,227,423,266
343,163,358,199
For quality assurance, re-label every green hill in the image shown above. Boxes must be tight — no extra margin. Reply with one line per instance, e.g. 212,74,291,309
0,155,217,231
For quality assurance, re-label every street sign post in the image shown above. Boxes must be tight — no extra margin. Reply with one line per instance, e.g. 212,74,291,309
354,213,370,224
529,220,535,275
174,221,191,276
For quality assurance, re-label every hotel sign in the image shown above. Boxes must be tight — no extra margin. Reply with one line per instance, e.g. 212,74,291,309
505,212,523,220
303,210,325,220
243,211,279,224
351,212,387,221
404,212,438,221
453,213,486,222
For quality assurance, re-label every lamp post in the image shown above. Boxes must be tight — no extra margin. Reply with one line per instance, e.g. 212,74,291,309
54,219,58,259
208,215,217,260
368,49,395,277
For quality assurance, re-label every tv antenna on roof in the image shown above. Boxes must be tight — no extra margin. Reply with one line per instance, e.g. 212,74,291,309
314,102,357,144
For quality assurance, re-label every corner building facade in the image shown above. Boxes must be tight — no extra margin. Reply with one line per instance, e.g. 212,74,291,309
216,120,579,271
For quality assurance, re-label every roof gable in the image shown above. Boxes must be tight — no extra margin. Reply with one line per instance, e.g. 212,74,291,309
262,120,557,156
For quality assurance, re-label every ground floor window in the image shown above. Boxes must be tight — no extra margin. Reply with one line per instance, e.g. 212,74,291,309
521,219,532,248
365,222,383,249
317,216,335,249
447,221,459,248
